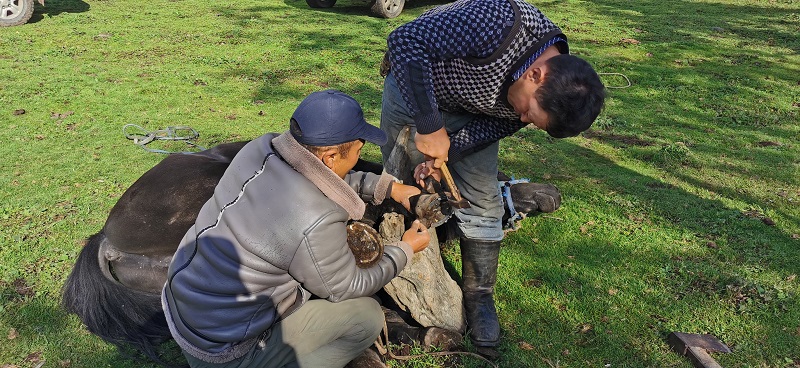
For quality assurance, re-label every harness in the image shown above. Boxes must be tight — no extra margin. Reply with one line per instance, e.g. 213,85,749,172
499,176,529,230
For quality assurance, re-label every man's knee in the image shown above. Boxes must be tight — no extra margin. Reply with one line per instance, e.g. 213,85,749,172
355,297,384,342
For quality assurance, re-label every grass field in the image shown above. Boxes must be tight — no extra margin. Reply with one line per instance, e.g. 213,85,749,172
1,0,799,367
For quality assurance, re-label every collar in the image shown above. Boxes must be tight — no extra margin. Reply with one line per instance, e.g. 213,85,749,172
271,132,365,220
511,37,567,81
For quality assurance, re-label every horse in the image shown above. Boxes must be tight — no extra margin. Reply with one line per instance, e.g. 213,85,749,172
61,139,560,365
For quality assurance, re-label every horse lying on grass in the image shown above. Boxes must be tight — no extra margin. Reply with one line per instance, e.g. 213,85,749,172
61,140,560,366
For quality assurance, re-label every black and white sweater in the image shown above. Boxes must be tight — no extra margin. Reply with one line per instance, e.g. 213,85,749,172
386,0,568,162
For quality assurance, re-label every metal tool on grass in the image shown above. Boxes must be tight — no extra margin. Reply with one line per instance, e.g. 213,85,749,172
668,332,732,368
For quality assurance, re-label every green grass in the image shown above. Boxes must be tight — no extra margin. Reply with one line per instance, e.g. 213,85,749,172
2,0,799,366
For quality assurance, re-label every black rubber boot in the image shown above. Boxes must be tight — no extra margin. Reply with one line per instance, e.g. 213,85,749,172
460,238,501,359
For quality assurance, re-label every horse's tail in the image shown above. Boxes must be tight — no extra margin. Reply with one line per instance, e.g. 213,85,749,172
62,232,181,366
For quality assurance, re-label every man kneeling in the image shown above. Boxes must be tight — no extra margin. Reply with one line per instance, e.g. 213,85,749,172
161,90,430,367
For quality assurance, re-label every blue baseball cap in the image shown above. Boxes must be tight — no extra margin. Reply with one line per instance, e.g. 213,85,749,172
290,90,388,147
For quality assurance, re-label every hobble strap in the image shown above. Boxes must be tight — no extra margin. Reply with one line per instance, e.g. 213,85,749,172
499,177,530,230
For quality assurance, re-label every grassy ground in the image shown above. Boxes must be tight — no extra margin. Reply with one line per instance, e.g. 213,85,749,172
1,0,798,367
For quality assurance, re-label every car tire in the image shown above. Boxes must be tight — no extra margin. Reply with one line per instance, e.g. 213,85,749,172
0,0,34,27
306,0,336,9
371,0,404,18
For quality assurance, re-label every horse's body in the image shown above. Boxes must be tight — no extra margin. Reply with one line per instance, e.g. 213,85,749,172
62,140,558,365
62,140,392,365
62,141,249,364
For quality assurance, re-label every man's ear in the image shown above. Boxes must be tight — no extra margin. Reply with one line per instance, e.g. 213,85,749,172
530,66,545,84
320,148,339,170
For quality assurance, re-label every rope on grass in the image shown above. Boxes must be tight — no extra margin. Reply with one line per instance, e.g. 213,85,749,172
373,320,498,368
598,72,632,89
123,124,206,154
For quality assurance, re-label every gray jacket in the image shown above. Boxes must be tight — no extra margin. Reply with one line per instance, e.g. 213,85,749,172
161,132,413,363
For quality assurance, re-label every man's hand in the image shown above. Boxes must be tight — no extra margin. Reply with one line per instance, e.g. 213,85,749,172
413,162,442,188
390,182,422,212
414,128,450,170
402,220,430,253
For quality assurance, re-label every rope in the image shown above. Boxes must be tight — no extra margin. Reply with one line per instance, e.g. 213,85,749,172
499,177,530,230
598,72,631,89
122,124,206,154
373,320,498,368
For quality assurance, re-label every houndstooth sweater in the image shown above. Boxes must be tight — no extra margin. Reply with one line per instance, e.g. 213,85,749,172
386,0,567,162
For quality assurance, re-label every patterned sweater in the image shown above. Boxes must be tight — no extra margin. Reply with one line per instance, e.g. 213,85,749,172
386,0,568,162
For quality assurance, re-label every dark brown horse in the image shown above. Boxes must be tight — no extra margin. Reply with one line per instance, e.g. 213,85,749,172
61,140,559,365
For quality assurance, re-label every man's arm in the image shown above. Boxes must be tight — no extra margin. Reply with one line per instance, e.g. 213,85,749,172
287,211,414,302
386,0,515,135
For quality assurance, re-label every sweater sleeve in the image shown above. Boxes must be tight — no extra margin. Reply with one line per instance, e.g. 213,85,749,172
448,116,529,163
386,0,515,134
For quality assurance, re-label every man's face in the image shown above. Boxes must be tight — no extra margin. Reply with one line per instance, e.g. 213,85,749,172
332,139,364,179
507,68,551,131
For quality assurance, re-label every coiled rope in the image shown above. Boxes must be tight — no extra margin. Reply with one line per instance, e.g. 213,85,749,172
123,124,206,154
373,321,498,368
598,72,632,89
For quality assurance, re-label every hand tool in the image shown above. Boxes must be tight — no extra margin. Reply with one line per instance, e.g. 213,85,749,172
438,163,470,209
668,331,732,368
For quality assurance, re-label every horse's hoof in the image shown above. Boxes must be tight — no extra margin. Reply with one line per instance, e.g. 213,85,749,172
509,182,562,214
412,193,452,228
420,327,462,351
345,347,386,368
346,221,383,268
475,345,501,360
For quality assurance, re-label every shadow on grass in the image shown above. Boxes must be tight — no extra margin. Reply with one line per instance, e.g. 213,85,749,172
0,293,166,368
27,0,89,24
281,0,450,19
497,139,798,365
101,0,796,364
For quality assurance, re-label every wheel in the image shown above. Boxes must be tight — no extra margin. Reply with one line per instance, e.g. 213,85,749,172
306,0,336,9
0,0,34,27
371,0,404,18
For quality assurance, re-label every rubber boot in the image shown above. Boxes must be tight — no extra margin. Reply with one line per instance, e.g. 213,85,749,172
460,238,501,359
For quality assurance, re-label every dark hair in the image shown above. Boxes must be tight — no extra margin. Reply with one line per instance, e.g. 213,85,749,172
536,54,606,138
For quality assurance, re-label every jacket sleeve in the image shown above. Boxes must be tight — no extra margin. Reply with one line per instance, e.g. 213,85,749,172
448,116,529,163
386,0,515,134
344,171,396,205
288,210,414,302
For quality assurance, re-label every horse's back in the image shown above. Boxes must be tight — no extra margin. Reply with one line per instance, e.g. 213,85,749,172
104,141,248,257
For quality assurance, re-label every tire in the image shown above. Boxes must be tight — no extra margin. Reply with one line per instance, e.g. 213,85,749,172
306,0,336,9
0,0,34,27
371,0,404,18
